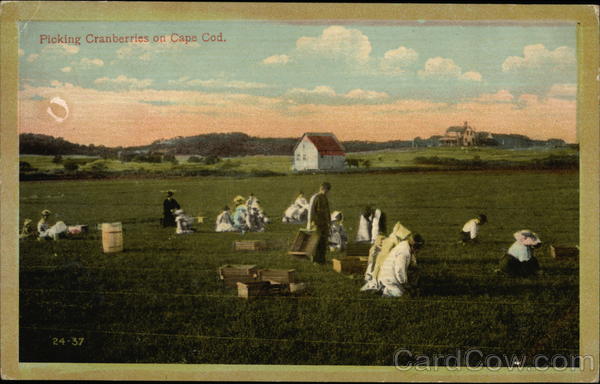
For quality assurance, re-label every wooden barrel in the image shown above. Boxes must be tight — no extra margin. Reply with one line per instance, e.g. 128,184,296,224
101,222,123,253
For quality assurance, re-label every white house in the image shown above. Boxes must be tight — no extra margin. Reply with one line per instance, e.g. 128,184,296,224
292,132,346,171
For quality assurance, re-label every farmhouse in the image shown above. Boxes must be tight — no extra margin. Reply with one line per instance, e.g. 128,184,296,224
439,121,477,147
292,132,346,171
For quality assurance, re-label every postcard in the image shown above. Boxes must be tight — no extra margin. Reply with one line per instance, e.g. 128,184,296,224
1,2,598,382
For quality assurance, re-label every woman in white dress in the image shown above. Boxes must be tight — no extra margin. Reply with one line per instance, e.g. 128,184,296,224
282,192,309,224
215,206,236,232
37,209,68,241
498,230,542,276
356,206,386,243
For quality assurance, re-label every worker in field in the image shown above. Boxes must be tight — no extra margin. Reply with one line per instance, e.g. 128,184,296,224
246,193,258,209
232,195,249,233
361,222,415,292
497,230,542,276
307,182,332,264
37,209,67,241
247,200,269,232
215,206,236,232
174,209,195,234
282,191,309,224
162,190,181,227
460,214,487,244
20,218,36,239
328,211,348,252
356,205,387,243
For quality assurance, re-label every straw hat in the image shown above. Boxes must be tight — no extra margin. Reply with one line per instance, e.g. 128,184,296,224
41,209,51,216
24,218,32,225
233,195,245,204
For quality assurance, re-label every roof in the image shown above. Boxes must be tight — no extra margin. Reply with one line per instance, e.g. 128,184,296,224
295,132,346,156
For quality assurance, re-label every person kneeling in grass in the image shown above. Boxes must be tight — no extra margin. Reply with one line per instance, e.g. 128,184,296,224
498,230,542,276
215,206,236,232
460,214,487,244
174,209,195,234
361,222,423,297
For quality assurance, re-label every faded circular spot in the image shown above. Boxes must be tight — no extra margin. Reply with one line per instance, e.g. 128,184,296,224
47,96,69,123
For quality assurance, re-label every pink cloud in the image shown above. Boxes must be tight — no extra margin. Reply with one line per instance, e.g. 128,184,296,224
19,84,576,146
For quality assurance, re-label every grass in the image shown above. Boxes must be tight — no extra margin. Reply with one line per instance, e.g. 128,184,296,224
19,170,579,365
20,146,578,176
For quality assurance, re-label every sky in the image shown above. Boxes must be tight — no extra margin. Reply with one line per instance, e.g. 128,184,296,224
18,21,577,146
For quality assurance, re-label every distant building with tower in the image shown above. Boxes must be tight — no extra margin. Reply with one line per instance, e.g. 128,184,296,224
293,132,346,171
439,121,477,147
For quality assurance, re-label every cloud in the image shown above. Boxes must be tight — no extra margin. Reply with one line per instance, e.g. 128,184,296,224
26,54,39,62
294,25,372,65
41,44,80,56
547,83,576,98
380,46,418,73
50,80,74,88
116,40,199,61
61,66,72,73
77,57,104,68
285,85,388,104
168,76,269,90
418,57,482,81
472,90,514,103
502,44,575,72
19,82,576,146
94,75,153,89
517,93,539,107
287,86,337,98
460,71,482,82
262,54,291,65
344,89,389,100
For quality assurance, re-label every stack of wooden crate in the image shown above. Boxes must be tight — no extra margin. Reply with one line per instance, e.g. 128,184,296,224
237,268,306,299
332,242,371,275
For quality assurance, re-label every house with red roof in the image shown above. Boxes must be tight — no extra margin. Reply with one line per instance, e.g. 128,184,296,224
292,132,346,171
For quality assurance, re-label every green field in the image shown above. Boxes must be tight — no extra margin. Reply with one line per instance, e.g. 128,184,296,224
19,170,579,365
20,146,579,176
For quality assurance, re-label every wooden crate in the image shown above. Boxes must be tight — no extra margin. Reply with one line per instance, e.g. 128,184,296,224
257,269,296,284
332,256,369,274
550,245,579,258
218,264,258,287
266,281,290,296
237,281,271,299
346,242,372,257
288,230,320,259
233,240,267,251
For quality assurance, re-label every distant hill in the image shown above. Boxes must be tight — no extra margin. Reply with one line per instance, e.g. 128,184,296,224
19,133,122,157
19,132,570,156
